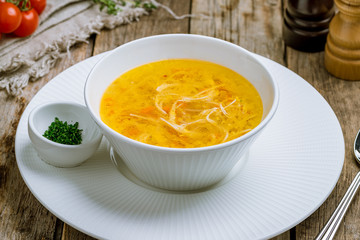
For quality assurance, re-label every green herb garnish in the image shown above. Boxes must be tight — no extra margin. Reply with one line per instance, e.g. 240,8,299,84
43,117,83,145
91,0,157,15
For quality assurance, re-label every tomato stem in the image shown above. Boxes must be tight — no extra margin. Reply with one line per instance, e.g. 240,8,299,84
6,0,32,11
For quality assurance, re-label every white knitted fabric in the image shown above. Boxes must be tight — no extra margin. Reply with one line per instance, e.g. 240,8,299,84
0,0,155,96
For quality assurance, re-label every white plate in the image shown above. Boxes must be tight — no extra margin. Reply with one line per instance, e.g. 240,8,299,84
15,53,344,240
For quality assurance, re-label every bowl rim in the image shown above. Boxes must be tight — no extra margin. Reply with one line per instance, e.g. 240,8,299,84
84,33,279,153
28,101,102,149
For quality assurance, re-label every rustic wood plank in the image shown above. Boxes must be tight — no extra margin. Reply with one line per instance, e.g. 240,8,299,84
286,49,360,239
93,0,191,56
0,42,92,240
61,224,97,240
190,0,285,65
272,231,292,240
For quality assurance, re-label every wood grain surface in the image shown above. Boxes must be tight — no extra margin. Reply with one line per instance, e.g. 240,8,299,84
1,0,360,239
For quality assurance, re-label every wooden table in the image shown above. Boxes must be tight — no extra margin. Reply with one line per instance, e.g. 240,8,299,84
1,1,360,239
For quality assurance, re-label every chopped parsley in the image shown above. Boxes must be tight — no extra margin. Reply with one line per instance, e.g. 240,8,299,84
43,117,83,145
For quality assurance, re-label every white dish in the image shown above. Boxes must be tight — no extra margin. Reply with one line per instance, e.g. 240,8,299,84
15,53,344,240
28,101,103,167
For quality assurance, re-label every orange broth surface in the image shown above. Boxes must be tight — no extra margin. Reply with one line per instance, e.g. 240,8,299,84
100,59,263,148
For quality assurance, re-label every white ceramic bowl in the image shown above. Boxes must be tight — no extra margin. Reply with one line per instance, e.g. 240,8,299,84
85,34,279,190
28,102,103,167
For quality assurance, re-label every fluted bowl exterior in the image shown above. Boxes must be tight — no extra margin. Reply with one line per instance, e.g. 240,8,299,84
85,34,279,191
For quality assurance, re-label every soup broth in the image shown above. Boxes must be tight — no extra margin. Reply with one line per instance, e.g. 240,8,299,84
100,59,263,148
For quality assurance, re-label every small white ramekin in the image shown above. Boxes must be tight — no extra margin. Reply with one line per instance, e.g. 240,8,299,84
85,34,279,191
28,102,103,167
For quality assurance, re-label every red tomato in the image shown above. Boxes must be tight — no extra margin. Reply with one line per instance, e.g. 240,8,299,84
30,0,46,15
13,8,39,37
0,2,22,33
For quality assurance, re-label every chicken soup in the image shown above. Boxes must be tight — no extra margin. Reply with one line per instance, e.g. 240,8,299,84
100,59,263,148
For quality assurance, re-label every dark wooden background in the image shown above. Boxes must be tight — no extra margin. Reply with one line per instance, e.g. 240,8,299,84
1,0,360,239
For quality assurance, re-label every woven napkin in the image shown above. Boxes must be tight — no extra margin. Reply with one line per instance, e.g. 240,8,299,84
0,0,156,96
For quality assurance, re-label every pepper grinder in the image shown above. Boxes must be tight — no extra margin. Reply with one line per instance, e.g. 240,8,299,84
324,0,360,80
283,0,335,52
